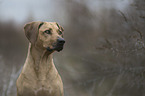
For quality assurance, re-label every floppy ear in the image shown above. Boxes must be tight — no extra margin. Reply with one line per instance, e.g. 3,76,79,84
56,23,64,32
24,21,44,45
60,26,64,32
59,25,64,32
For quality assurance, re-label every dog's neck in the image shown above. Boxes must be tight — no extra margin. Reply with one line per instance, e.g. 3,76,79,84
23,43,57,80
30,44,52,70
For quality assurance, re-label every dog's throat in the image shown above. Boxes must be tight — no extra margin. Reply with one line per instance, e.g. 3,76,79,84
30,46,54,79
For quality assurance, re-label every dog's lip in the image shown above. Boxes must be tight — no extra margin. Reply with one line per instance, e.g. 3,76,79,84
55,45,64,52
46,47,54,51
46,45,64,52
55,46,63,52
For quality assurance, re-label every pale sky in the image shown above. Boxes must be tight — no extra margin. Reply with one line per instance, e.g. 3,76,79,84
0,0,132,23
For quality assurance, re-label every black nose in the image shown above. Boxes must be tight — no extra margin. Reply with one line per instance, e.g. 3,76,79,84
57,37,65,44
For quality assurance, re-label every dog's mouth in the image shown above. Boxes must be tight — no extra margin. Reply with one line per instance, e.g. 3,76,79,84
46,37,65,52
55,45,64,52
46,43,64,52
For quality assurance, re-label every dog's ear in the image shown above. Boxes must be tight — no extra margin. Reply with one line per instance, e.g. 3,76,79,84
24,21,44,45
60,26,64,32
56,23,64,32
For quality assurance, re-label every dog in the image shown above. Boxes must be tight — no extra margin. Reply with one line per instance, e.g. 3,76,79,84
16,21,65,96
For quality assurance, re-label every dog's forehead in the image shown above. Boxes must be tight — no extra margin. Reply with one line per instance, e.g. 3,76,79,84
42,22,58,29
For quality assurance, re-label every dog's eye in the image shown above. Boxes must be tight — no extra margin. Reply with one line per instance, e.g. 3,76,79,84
58,30,62,35
44,30,51,34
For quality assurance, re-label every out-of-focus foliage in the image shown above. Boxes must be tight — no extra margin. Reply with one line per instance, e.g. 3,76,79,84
0,0,145,96
0,22,28,96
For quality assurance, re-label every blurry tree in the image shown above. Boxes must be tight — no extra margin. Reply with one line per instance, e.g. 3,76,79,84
0,22,27,96
58,0,145,96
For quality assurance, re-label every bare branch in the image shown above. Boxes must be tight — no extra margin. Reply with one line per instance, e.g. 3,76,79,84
119,10,128,23
133,28,143,40
140,16,145,19
106,72,124,96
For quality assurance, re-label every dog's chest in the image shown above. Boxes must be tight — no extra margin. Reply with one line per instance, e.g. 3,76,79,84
33,86,54,96
22,79,62,96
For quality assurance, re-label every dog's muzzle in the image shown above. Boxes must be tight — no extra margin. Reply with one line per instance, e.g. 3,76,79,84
47,37,65,52
55,37,65,52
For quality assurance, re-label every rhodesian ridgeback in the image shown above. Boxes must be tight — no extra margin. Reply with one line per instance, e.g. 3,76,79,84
16,21,65,96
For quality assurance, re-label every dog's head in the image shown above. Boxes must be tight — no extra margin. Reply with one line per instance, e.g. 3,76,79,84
24,21,65,52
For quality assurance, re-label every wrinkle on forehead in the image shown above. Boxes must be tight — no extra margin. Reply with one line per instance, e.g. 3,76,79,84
39,22,59,32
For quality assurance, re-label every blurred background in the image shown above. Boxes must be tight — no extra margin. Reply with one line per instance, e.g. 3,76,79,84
0,0,145,96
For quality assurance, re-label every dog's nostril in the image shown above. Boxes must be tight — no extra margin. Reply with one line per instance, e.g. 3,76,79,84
57,37,65,44
58,40,65,44
59,40,65,44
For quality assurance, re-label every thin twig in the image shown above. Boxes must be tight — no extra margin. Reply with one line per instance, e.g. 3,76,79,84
119,10,128,23
133,28,143,40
